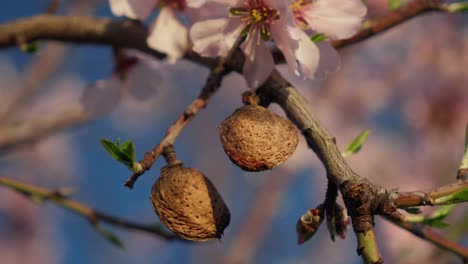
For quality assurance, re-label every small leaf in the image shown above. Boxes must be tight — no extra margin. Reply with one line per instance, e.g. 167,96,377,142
29,193,46,204
100,139,133,165
20,41,40,53
94,224,125,249
423,205,455,228
121,141,135,164
451,188,468,203
446,2,468,13
311,33,328,43
342,129,371,158
388,0,403,10
434,188,468,205
430,204,455,219
403,207,422,215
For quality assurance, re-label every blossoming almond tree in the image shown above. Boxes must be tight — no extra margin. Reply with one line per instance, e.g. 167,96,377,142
0,1,467,264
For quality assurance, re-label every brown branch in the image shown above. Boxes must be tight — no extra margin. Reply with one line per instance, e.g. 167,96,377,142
331,0,445,49
395,181,468,208
0,176,177,240
256,68,392,262
0,0,451,68
123,39,242,188
0,104,91,153
385,212,468,261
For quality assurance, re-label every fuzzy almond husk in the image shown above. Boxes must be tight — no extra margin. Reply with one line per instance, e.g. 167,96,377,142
219,105,298,171
150,164,230,241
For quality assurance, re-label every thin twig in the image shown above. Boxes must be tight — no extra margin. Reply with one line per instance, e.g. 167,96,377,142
385,212,468,261
0,104,91,153
395,181,468,208
123,38,243,188
0,176,177,240
331,0,444,49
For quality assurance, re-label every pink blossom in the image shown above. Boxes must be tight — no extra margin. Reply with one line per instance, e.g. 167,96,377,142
291,0,366,39
190,0,364,88
290,0,367,79
109,0,190,62
191,0,314,87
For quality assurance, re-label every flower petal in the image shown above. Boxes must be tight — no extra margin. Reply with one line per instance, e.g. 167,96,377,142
186,1,231,23
273,25,320,80
292,29,320,79
147,8,189,62
314,41,340,79
302,0,366,39
126,57,161,101
186,0,240,8
81,78,122,116
109,0,155,20
241,34,274,88
271,23,299,76
190,18,242,57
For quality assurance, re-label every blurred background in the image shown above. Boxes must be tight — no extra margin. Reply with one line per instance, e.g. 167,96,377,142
0,0,467,263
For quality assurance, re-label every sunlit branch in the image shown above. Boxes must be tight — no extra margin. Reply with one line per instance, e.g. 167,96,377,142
0,176,178,240
123,39,242,188
385,212,468,261
0,104,90,153
395,181,468,208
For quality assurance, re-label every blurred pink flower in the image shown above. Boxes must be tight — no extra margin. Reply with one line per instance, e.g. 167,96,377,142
81,50,162,118
109,0,192,61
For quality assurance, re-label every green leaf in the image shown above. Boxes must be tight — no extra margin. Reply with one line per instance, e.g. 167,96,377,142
20,41,40,53
94,224,125,249
121,141,135,164
446,2,468,13
342,129,371,158
430,205,455,219
403,207,422,215
100,138,133,166
388,0,403,10
434,188,468,205
451,188,468,203
311,33,328,43
422,205,455,228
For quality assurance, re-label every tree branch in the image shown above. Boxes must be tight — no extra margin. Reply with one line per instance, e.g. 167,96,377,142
0,176,178,240
123,38,242,188
385,212,468,261
0,0,453,67
395,181,468,208
356,229,384,264
331,0,446,49
0,104,90,153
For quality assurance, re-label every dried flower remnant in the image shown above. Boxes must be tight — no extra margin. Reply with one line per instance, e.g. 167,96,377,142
296,205,324,245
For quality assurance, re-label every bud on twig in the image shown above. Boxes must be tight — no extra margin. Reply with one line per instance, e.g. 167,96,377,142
296,205,324,245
